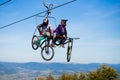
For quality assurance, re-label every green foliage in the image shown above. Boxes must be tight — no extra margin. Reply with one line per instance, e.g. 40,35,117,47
37,64,118,80
46,73,55,80
70,73,79,80
79,72,87,80
38,77,44,80
58,73,70,80
58,73,79,80
88,64,118,80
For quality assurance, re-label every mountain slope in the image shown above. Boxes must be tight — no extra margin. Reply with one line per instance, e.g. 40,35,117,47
0,62,120,80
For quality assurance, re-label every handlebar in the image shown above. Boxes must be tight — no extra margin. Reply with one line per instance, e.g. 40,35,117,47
67,37,80,40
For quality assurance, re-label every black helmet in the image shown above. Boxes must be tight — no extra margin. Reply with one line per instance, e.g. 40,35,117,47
61,19,68,24
61,19,68,26
61,19,68,22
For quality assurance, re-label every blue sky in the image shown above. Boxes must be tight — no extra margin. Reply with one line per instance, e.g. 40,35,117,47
0,0,120,64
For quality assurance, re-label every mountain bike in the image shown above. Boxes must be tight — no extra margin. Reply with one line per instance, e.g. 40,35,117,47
32,0,80,62
32,35,54,61
54,37,80,62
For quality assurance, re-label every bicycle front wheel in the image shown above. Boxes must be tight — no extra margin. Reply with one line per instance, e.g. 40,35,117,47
41,45,54,61
67,41,73,62
67,46,72,62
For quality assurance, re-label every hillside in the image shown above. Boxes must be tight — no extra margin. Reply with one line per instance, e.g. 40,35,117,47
0,62,120,80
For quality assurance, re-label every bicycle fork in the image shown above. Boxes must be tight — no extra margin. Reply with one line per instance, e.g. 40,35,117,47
45,40,50,54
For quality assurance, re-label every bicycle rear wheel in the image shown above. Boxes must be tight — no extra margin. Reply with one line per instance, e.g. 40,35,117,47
32,35,39,50
41,45,54,61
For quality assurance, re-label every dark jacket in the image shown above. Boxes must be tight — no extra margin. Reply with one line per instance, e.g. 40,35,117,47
55,24,67,37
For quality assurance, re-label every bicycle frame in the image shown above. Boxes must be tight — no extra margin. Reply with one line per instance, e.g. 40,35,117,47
37,36,48,48
32,34,80,62
64,37,80,45
31,0,79,62
55,37,73,46
64,38,73,45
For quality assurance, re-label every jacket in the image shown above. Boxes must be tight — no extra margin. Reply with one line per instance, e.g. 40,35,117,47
55,24,67,37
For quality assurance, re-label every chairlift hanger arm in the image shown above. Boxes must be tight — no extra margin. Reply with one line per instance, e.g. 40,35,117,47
42,0,54,17
43,0,49,9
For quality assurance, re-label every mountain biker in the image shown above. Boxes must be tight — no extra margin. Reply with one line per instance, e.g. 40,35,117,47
53,19,68,48
37,18,56,47
37,18,52,36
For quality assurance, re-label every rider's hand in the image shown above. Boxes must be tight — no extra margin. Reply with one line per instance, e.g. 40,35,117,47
63,35,66,38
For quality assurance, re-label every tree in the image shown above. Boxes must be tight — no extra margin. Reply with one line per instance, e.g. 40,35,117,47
46,73,55,80
38,77,45,80
79,72,87,80
37,64,118,80
88,64,118,80
70,73,79,80
58,73,70,80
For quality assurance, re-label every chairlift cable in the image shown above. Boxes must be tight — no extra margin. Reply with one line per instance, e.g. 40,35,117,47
0,0,77,30
0,0,12,6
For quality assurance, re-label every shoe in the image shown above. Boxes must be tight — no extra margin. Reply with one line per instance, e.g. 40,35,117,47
51,43,56,47
60,44,65,48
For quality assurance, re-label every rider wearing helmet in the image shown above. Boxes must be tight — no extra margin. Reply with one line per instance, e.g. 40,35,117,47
37,18,56,47
53,19,68,48
37,18,52,37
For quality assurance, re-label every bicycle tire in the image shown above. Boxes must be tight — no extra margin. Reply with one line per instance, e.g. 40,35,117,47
31,35,39,50
41,45,54,61
67,41,73,62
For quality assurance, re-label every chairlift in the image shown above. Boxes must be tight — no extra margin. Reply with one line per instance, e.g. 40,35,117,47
31,0,80,62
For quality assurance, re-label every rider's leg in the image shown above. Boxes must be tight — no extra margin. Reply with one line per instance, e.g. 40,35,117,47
51,33,56,47
45,32,55,47
62,38,66,43
52,33,56,43
46,32,50,37
60,38,66,48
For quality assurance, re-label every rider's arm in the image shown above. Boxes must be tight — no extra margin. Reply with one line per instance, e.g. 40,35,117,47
64,27,67,37
57,25,64,35
60,26,66,36
37,24,43,35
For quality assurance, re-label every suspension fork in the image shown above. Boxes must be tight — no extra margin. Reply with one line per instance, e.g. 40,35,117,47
45,37,50,53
